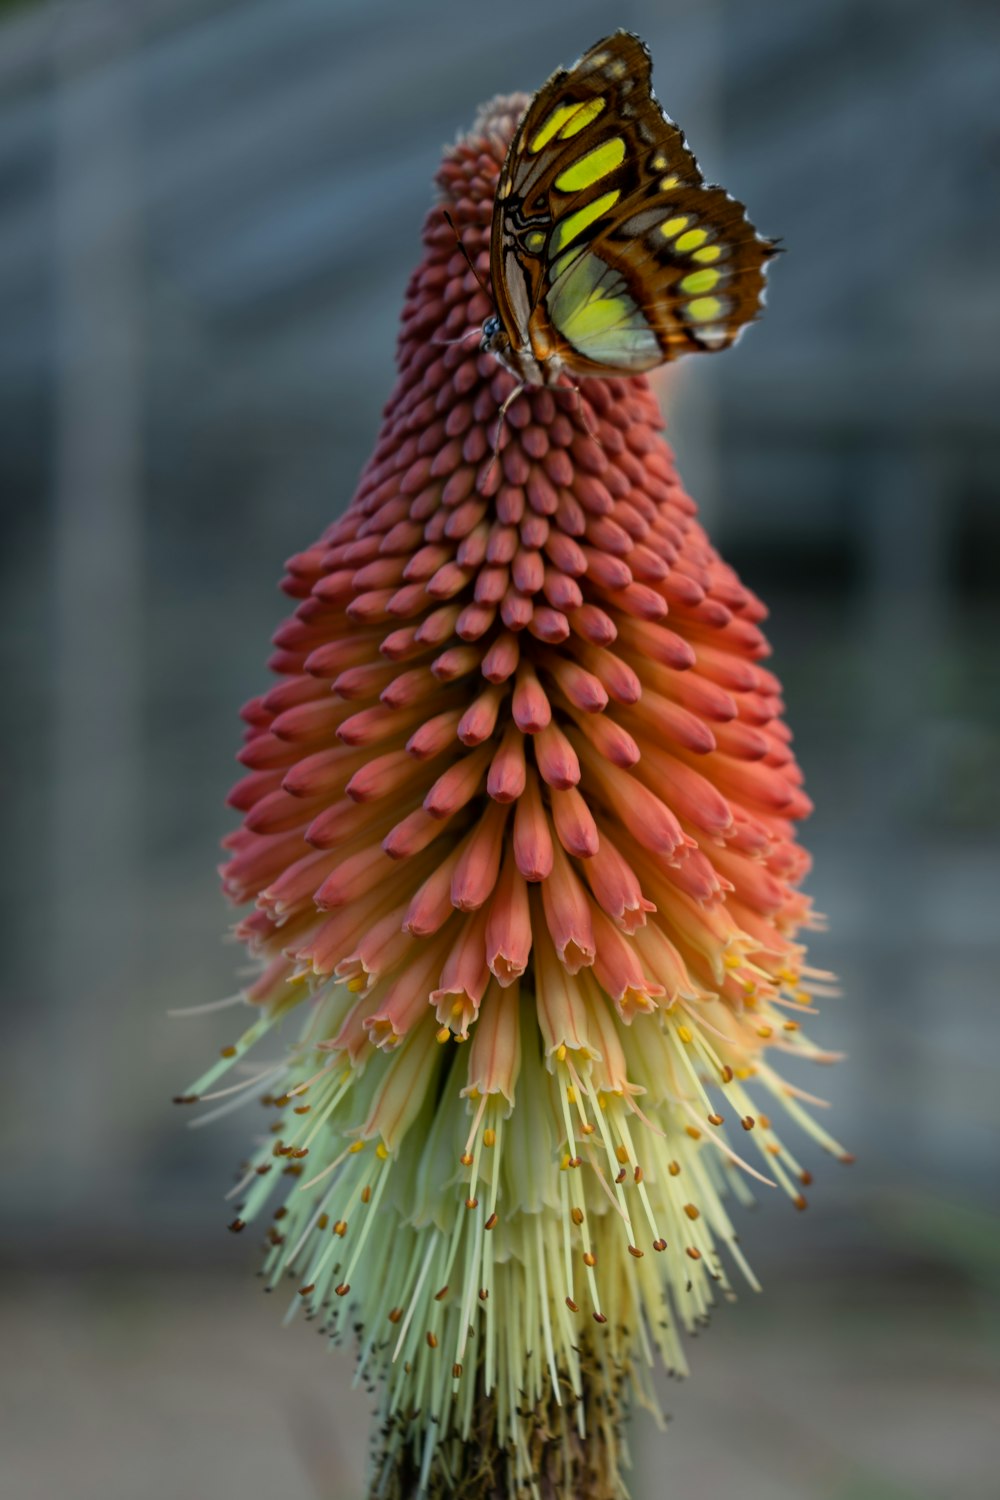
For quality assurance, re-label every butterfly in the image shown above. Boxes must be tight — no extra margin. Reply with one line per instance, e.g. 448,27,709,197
480,31,776,387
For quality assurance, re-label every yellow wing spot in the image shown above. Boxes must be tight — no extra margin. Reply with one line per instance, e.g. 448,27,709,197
550,249,577,282
692,244,722,264
688,296,724,321
676,228,709,252
680,268,721,294
660,215,690,239
558,96,605,138
560,289,635,343
555,137,626,192
530,103,587,153
551,189,620,254
524,229,546,253
659,175,680,191
651,153,668,171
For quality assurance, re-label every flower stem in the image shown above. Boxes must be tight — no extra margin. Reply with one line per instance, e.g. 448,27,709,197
370,1361,631,1500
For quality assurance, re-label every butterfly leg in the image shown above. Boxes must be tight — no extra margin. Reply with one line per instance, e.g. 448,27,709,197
430,326,482,348
558,374,603,448
485,381,526,483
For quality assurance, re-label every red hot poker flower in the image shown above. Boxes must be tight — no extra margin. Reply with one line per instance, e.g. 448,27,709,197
182,92,849,1500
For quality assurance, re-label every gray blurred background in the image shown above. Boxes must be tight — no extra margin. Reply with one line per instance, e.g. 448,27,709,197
2,0,998,1496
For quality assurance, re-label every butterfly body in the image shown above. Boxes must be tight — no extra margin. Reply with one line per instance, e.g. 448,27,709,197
483,31,776,386
480,313,550,387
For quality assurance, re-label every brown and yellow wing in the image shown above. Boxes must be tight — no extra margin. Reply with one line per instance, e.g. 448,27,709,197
491,31,776,377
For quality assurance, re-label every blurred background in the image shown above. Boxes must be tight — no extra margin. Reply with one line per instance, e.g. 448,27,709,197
2,0,998,1496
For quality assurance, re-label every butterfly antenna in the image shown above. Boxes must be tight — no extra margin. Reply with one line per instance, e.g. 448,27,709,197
442,210,493,302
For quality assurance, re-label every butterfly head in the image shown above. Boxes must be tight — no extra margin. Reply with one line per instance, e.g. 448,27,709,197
480,313,504,356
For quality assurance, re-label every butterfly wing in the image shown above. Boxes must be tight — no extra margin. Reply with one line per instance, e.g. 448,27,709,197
491,31,775,377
